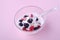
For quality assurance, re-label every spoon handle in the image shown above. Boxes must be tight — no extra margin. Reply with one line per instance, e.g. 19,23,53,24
41,8,57,17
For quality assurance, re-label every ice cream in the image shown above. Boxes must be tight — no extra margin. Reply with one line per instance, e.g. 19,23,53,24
18,14,41,32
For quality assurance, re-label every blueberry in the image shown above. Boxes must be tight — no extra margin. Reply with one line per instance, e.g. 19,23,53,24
27,18,33,23
24,15,28,17
19,23,23,26
36,18,38,21
19,20,23,22
24,23,29,28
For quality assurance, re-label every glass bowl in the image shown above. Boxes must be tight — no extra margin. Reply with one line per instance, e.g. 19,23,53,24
14,6,45,35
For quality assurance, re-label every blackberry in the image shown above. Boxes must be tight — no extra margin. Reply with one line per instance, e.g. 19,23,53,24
36,18,38,21
34,27,39,30
19,23,23,26
34,25,40,30
24,23,29,28
19,20,23,22
24,15,28,17
27,18,33,23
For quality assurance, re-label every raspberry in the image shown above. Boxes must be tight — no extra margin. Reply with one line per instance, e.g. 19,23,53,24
29,26,34,31
23,27,26,31
23,27,29,31
30,14,33,17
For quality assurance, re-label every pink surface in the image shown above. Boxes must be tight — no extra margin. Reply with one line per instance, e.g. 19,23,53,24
0,0,60,40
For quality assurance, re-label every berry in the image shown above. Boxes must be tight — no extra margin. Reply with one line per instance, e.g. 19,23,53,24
19,20,23,22
23,27,26,30
24,23,29,28
34,27,38,30
24,15,28,17
19,23,23,26
38,25,40,28
34,26,40,30
27,18,33,23
29,26,34,31
30,14,33,17
34,25,40,30
36,18,38,21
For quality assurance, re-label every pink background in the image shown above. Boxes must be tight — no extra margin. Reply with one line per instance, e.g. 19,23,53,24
0,0,60,40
